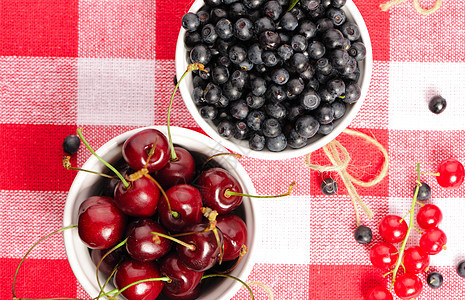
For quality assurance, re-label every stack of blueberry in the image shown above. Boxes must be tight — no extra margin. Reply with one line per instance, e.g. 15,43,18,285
181,0,366,152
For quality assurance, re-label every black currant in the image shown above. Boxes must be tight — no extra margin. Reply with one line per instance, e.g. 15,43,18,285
426,272,443,289
429,95,447,114
321,178,338,195
63,134,81,154
415,181,431,201
353,225,372,245
457,260,465,278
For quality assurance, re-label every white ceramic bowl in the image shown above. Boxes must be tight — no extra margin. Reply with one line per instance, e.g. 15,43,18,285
63,126,259,300
176,0,372,160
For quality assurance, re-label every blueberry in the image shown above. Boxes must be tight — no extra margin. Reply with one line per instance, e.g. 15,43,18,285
184,31,202,49
197,11,210,26
343,82,361,104
279,32,291,44
210,8,228,23
349,42,367,61
280,12,299,31
239,59,254,73
321,178,338,195
254,17,276,34
316,18,334,34
234,18,254,41
319,88,335,103
338,56,357,76
190,44,212,65
344,67,360,82
288,129,308,149
204,82,222,104
277,44,294,61
215,18,233,40
259,31,281,50
291,34,308,52
63,134,81,154
265,103,287,120
198,66,211,81
272,68,290,85
289,7,306,21
353,225,372,245
287,105,306,122
230,2,248,20
266,85,287,103
222,81,242,101
264,0,282,21
299,0,321,11
316,58,333,75
341,22,361,41
247,110,266,131
229,45,247,64
262,51,280,67
427,272,443,289
298,20,317,39
211,65,230,85
327,78,346,97
231,70,248,89
249,133,266,150
192,86,205,105
295,115,319,138
234,121,250,140
308,4,325,19
263,118,282,137
330,48,349,68
286,77,305,96
332,100,346,120
217,120,235,139
307,41,326,60
315,103,334,124
251,77,267,96
331,0,347,8
327,8,346,26
243,0,265,9
458,260,465,278
415,181,431,201
289,53,310,73
182,12,200,32
299,65,315,82
266,133,287,152
246,93,266,109
318,123,334,135
230,100,249,120
215,95,230,108
300,88,321,111
248,43,264,65
323,28,345,49
342,38,351,51
199,105,218,120
429,95,447,114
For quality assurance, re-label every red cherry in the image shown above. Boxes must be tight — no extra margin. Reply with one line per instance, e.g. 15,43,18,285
197,167,243,214
78,196,127,249
365,286,393,300
163,283,202,300
126,218,172,262
154,146,196,190
420,227,447,255
159,252,203,296
216,214,248,261
114,175,160,217
91,247,126,276
379,215,408,243
122,128,171,172
394,273,422,300
158,184,203,233
403,246,430,274
417,204,443,230
436,158,464,188
113,259,164,300
369,242,399,269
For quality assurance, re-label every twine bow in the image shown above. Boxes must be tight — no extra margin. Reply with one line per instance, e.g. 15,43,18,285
306,129,389,226
380,0,443,15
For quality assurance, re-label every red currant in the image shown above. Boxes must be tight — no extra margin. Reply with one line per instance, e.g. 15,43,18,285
420,227,447,255
379,215,408,243
394,273,422,300
403,246,430,274
369,242,399,269
436,158,464,188
417,204,443,230
365,286,393,300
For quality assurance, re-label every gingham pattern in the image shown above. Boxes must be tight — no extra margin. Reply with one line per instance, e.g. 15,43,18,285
1,0,465,299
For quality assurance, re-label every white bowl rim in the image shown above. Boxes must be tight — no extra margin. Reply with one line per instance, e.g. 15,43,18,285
63,125,259,300
175,0,373,160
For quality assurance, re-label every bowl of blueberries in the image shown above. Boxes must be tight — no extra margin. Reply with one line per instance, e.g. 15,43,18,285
176,0,372,160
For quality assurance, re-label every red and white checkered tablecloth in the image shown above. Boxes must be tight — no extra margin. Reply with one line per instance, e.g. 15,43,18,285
1,0,465,299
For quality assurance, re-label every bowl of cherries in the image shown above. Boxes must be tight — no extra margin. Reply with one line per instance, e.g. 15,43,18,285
176,0,373,159
63,125,259,299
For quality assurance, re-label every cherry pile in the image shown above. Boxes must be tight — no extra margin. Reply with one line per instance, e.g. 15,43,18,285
76,127,253,299
182,0,366,152
365,159,465,300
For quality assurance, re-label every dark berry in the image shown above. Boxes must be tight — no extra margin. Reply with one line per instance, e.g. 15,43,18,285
210,8,228,23
415,182,431,201
262,51,280,67
234,18,254,41
197,11,210,26
319,88,335,103
289,7,306,21
316,18,334,34
315,102,334,124
306,78,320,91
341,22,361,41
295,115,319,138
457,260,465,278
289,53,310,72
216,95,230,108
229,45,247,64
321,178,338,195
254,17,276,34
427,272,443,289
249,133,266,150
222,81,242,101
307,41,326,60
300,88,321,111
263,118,282,137
286,77,305,96
266,85,287,103
429,95,447,114
198,66,211,80
265,103,287,120
230,70,248,89
331,0,346,8
251,77,267,96
215,18,233,40
266,133,287,152
354,225,373,245
264,0,282,21
291,34,308,52
63,134,81,154
199,105,218,120
247,110,266,131
204,82,222,104
323,28,345,49
277,44,294,61
308,4,325,20
217,120,235,139
338,56,357,75
349,42,366,61
280,12,299,31
316,58,333,75
192,86,205,105
182,12,200,32
279,32,291,44
243,0,265,9
272,68,290,85
224,0,240,4
299,0,320,11
259,31,281,50
184,31,202,48
201,23,218,44
327,78,346,97
330,48,349,68
239,59,253,71
327,8,346,26
230,2,248,20
190,44,212,65
343,82,361,104
234,121,250,140
287,105,306,122
318,122,334,135
332,100,346,119
246,93,266,109
248,43,264,65
342,38,351,51
211,65,230,85
344,67,360,82
288,129,308,149
230,100,249,120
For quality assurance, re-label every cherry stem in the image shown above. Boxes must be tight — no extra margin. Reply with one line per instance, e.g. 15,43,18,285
167,63,206,161
413,226,423,234
225,181,296,198
201,274,254,300
217,245,248,274
144,174,179,218
151,232,196,251
96,238,128,297
420,171,440,176
400,211,410,222
63,156,116,179
201,153,243,170
96,262,120,300
12,225,78,299
390,163,421,290
76,128,130,189
416,201,425,207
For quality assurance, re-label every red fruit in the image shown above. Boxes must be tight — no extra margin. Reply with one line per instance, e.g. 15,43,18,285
114,175,160,217
365,286,393,300
403,246,430,274
122,128,171,172
154,146,196,190
163,283,202,300
78,196,127,249
91,247,126,276
369,242,399,269
113,259,164,300
436,158,464,188
379,215,408,243
159,253,203,296
394,273,422,300
420,227,447,255
216,214,248,261
417,204,443,230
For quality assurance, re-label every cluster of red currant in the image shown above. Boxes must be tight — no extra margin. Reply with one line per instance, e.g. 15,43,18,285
365,159,464,300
